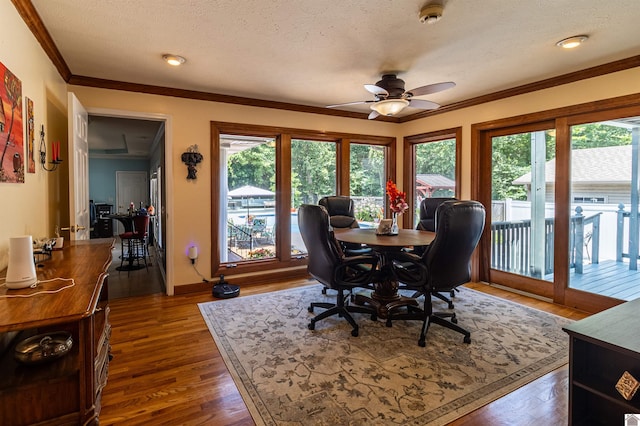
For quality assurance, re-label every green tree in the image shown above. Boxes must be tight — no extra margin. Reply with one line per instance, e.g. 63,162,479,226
227,143,275,191
350,144,384,197
291,140,336,206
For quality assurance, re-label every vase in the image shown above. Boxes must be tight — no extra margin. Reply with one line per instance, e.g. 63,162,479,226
390,212,399,235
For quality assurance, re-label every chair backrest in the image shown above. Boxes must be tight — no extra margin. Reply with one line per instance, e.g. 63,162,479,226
318,196,360,229
423,200,485,290
416,197,457,232
298,204,343,287
133,214,150,237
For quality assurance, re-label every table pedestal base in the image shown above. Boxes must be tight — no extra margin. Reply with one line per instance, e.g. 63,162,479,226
353,292,418,324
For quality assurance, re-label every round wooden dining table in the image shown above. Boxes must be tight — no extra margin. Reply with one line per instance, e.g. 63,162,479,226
334,228,435,320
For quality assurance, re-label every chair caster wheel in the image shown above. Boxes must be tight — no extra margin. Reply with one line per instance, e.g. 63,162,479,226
418,339,426,347
308,322,315,330
463,335,471,344
386,318,392,327
448,302,454,309
321,288,327,294
451,317,458,324
351,328,359,337
308,306,314,313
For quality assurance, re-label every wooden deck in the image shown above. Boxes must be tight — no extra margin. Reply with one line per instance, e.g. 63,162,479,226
563,260,640,300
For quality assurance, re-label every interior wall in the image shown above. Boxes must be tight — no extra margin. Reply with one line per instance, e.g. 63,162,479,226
89,157,150,207
0,1,68,271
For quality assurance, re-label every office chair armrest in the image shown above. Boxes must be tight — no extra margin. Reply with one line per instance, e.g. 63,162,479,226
335,255,379,287
386,251,428,289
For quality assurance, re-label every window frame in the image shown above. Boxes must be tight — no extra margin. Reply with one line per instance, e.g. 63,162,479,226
403,127,462,228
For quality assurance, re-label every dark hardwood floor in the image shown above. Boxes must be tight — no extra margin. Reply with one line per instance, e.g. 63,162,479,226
107,238,165,300
99,280,589,425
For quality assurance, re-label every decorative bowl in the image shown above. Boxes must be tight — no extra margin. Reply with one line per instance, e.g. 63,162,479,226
14,332,73,365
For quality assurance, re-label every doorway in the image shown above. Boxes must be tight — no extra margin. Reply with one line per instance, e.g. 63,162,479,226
86,110,169,298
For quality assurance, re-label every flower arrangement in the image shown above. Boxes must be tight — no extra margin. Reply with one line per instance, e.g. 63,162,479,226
247,247,275,259
386,179,408,214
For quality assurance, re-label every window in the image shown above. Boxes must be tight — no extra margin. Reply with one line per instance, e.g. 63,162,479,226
211,122,395,279
403,128,461,228
350,143,385,227
291,139,337,254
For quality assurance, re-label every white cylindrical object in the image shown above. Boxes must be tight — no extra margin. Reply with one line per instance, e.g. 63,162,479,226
188,245,198,260
5,236,38,289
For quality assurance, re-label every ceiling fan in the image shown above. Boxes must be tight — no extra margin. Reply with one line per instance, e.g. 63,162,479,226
327,74,455,119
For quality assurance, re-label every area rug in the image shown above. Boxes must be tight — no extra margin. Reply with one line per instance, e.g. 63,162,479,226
198,284,571,426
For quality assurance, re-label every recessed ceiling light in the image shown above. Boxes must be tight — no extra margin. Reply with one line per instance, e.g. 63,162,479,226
556,35,588,49
162,54,186,66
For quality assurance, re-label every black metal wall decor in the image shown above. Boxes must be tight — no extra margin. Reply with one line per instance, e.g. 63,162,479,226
181,145,203,180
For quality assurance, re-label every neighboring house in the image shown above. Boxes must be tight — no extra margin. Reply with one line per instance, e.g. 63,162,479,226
416,173,455,199
513,145,636,206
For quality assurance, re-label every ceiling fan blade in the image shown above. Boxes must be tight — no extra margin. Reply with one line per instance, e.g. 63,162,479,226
408,99,441,110
364,84,389,97
405,81,455,97
326,100,373,108
368,110,380,120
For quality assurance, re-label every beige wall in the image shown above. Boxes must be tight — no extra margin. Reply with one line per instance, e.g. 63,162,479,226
3,1,640,293
0,2,68,270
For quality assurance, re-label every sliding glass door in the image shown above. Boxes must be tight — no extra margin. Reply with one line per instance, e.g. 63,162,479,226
475,101,640,312
490,130,556,281
568,118,640,300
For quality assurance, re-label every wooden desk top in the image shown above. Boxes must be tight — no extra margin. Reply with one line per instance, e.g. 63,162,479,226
334,228,435,248
0,238,115,332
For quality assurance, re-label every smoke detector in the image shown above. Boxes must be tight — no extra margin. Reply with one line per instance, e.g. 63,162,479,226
419,3,443,24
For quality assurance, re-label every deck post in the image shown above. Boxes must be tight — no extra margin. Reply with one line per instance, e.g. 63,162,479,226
530,131,546,278
617,204,625,262
573,207,584,274
629,127,639,270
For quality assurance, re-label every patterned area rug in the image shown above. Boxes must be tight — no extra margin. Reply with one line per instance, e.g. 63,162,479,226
198,285,571,426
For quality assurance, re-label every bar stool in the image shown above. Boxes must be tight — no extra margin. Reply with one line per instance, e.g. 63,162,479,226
118,214,150,274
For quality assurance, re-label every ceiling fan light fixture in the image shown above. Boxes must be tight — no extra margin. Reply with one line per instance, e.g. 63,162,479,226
162,54,186,66
556,35,588,49
370,99,409,116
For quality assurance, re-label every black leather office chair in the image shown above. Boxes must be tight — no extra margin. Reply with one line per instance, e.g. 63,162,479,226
298,204,378,337
388,200,485,346
412,197,458,307
318,196,371,256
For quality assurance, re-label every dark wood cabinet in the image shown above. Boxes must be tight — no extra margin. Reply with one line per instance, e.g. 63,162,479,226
563,298,640,425
0,239,114,425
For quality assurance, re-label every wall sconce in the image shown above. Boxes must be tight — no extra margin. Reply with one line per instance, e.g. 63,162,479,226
38,125,62,172
181,144,203,180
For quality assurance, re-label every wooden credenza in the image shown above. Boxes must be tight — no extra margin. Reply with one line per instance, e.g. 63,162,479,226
563,298,640,425
0,239,114,426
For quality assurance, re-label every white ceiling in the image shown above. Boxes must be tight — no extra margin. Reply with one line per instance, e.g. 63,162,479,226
27,0,640,147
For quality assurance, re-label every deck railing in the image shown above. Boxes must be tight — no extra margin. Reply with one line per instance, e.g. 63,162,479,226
616,203,640,270
490,206,601,277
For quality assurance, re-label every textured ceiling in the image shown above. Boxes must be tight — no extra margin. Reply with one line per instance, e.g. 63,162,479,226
30,0,640,119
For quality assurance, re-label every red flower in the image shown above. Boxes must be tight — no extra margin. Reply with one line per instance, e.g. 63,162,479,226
386,179,408,214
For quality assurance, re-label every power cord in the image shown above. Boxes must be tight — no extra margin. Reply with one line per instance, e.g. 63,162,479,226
191,262,211,283
0,277,76,298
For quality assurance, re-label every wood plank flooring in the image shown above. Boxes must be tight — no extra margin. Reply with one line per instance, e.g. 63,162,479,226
99,280,590,426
